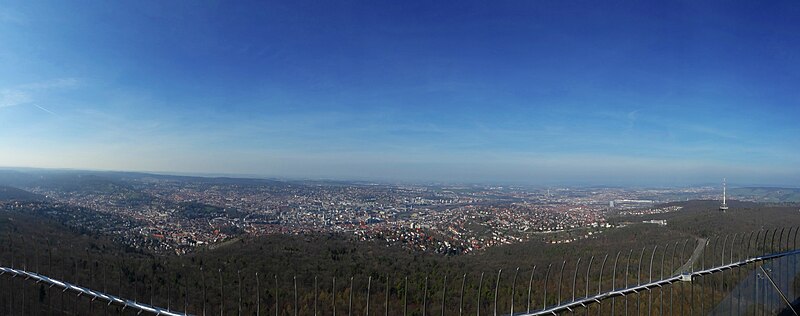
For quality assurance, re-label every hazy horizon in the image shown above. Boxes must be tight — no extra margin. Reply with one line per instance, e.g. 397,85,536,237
2,1,799,185
2,165,798,189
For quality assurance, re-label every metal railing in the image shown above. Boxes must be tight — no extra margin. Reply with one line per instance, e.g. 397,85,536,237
523,248,800,315
0,265,182,316
2,227,800,315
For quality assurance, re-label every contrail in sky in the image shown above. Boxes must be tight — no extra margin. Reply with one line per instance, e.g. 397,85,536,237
33,103,57,115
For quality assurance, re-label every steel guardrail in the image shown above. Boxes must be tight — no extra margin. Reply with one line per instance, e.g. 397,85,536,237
0,265,186,316
517,247,800,315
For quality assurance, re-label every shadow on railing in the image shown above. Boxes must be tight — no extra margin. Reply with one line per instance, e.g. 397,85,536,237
2,227,800,315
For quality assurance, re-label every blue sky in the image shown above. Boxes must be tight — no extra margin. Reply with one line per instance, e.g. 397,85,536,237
1,1,799,185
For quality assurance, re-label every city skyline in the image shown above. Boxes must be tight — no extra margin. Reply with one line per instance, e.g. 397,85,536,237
1,1,799,185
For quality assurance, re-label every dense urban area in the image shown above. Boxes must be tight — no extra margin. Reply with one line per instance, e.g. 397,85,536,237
0,170,767,256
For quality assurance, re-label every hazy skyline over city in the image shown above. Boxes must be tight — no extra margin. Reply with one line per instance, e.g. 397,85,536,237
1,1,799,185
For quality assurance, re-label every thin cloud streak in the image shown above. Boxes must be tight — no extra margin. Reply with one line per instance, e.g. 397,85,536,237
0,78,79,109
33,103,57,115
0,89,31,108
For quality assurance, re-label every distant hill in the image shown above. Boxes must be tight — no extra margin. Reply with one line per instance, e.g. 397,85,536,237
730,187,800,203
0,186,46,201
0,169,38,187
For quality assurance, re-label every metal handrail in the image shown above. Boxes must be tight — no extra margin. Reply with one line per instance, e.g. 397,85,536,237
0,265,186,316
516,247,800,316
1,237,799,316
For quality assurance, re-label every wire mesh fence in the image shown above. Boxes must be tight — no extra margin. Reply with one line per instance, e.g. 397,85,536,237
1,227,800,315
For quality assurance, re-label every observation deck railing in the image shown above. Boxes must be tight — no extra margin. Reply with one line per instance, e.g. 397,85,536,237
2,227,800,315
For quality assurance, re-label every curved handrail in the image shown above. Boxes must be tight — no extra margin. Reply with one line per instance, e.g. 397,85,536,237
0,266,186,316
514,247,800,316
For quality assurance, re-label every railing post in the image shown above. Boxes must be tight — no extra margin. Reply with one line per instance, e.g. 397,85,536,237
739,232,754,316
791,227,799,305
558,261,566,306
772,228,781,253
647,245,657,316
65,264,70,315
763,228,771,255
755,229,763,258
747,231,757,262
542,264,551,311
780,227,788,301
423,275,428,316
493,269,501,316
219,268,224,316
755,260,760,316
658,244,666,316
48,242,53,315
596,254,608,316
91,261,98,314
477,272,483,316
611,251,620,316
256,272,260,316
624,249,632,316
403,276,407,316
22,257,27,316
791,227,799,303
461,273,467,316
119,263,124,308
584,256,592,316
572,258,581,304
238,270,242,316
668,241,678,316
103,261,108,298
151,266,156,310
349,276,353,316
685,239,694,316
731,233,738,264
730,234,738,315
442,274,447,316
720,235,728,266
333,276,337,316
104,262,111,316
637,247,645,316
46,244,55,279
721,234,729,311
167,268,172,313
74,258,79,315
510,268,518,316
784,227,792,307
366,275,371,316
403,276,408,316
701,237,712,315
526,266,536,314
385,275,390,316
7,236,13,316
201,266,206,316
760,229,769,316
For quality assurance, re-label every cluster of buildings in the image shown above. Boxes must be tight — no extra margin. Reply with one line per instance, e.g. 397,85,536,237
617,205,683,216
7,178,722,255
